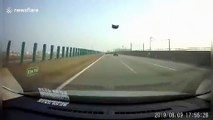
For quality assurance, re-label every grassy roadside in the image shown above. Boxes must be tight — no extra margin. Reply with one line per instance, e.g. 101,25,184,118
7,54,102,92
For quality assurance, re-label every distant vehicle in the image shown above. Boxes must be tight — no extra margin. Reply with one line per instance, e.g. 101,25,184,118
113,52,118,56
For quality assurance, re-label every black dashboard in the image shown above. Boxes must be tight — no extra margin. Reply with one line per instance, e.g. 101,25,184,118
2,96,210,120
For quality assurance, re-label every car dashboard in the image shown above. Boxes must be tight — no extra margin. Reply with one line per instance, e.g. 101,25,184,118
2,96,210,120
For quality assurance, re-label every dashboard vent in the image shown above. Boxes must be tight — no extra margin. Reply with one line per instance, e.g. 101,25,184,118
48,106,104,115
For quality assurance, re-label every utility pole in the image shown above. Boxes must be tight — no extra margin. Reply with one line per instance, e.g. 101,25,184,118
168,39,170,51
143,43,144,51
130,43,132,51
150,37,152,51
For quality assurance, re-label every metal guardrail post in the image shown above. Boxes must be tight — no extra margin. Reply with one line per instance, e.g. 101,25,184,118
81,49,83,55
73,47,75,57
79,48,81,55
62,46,65,58
75,48,78,56
5,40,11,65
66,47,69,57
20,42,25,64
42,44,46,61
76,48,78,56
69,47,72,57
50,45,54,59
56,46,60,59
32,43,38,62
84,49,86,55
77,48,79,56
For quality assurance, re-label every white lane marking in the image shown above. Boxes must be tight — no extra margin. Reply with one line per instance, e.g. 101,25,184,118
151,63,176,71
120,61,137,74
57,55,104,90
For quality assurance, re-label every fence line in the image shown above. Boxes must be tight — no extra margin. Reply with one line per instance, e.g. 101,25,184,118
4,41,100,66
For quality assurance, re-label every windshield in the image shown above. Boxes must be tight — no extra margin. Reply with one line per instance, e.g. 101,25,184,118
1,0,211,99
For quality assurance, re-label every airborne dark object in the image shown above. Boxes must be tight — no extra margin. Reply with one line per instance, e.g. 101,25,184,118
112,24,119,29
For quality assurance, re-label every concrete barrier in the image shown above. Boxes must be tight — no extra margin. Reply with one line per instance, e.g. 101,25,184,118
118,51,210,67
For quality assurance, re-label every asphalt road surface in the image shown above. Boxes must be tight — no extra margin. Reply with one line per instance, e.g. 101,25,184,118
60,54,210,94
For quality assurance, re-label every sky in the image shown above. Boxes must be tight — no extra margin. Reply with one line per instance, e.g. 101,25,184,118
2,0,213,52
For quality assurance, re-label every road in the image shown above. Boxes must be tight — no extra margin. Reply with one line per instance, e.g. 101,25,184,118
60,54,210,94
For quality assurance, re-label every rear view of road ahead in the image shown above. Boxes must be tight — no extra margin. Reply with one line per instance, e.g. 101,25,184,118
61,54,210,94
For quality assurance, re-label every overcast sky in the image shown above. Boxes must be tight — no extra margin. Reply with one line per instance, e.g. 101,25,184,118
2,0,213,52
